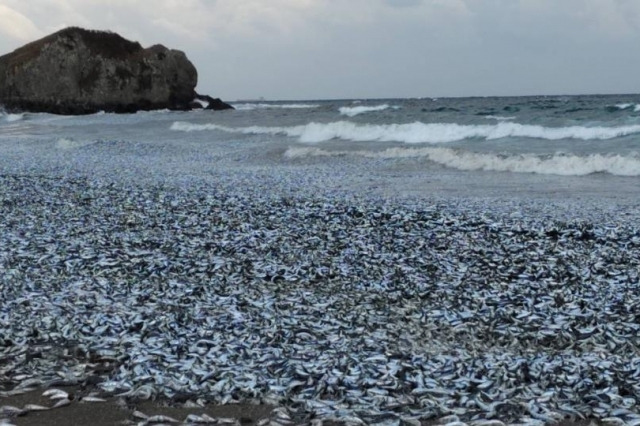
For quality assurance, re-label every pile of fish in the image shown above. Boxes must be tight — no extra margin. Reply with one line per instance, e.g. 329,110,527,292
2,173,640,425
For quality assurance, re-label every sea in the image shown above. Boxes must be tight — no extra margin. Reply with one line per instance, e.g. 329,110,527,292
1,94,640,203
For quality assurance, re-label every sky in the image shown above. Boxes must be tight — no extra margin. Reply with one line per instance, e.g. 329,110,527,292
0,0,639,100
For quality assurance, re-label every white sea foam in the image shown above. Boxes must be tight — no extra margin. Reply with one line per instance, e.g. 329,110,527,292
338,104,397,117
615,103,633,110
232,103,320,111
171,121,294,136
614,103,640,112
284,146,640,176
485,115,516,121
193,98,210,109
172,120,640,144
3,113,24,122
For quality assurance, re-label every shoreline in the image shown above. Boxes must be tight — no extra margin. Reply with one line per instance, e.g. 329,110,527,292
1,386,275,426
1,387,606,426
0,388,604,426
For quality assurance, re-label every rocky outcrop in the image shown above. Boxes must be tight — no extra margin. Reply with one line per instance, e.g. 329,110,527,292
190,93,235,111
0,27,233,114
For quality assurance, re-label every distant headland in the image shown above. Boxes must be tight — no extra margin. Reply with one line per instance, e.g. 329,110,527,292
0,27,233,114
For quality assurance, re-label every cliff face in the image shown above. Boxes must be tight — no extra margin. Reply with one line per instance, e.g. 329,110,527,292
0,27,231,114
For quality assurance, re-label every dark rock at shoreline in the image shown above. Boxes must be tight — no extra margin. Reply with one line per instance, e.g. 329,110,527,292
190,93,234,111
0,27,233,114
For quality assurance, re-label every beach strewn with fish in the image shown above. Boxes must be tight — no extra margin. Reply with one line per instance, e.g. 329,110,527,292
1,95,640,425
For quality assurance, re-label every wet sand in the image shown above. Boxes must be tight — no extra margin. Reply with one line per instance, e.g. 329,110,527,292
1,388,274,426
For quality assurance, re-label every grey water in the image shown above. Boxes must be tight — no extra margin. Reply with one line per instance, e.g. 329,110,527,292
1,94,640,202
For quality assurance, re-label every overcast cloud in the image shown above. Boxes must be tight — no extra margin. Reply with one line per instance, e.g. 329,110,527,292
0,0,639,100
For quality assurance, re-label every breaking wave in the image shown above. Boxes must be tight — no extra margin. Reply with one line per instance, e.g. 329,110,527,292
1,112,24,122
232,103,320,111
613,103,640,112
485,115,516,121
284,147,640,176
171,120,640,144
338,104,397,117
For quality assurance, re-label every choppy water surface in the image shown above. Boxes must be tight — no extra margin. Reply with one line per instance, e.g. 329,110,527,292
3,94,640,199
